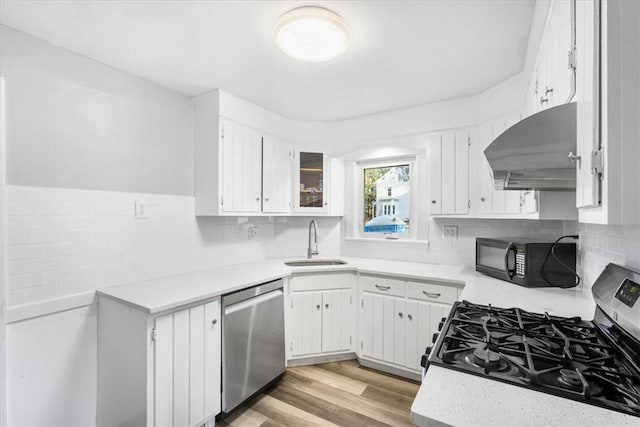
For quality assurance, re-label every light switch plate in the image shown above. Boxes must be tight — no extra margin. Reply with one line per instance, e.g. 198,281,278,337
134,200,148,219
248,226,258,240
443,225,458,239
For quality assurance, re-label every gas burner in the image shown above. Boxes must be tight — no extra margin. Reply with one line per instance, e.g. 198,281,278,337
559,368,583,388
467,343,508,372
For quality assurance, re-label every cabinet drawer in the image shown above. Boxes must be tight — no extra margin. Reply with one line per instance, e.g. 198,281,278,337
290,273,353,292
360,275,405,297
406,281,457,304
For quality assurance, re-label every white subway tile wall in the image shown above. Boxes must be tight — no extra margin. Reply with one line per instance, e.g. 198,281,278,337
6,185,279,307
577,223,640,288
342,218,569,267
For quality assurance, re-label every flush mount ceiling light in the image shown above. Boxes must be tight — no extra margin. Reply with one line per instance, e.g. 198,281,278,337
274,6,351,62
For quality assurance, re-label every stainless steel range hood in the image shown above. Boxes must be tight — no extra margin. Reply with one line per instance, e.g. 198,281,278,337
484,102,577,191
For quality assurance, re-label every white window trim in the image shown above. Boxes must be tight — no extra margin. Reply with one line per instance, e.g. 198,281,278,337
354,157,417,240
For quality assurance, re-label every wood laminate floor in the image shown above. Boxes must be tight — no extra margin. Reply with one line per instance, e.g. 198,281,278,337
218,360,420,427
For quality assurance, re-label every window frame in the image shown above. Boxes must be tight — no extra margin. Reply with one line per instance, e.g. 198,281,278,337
355,157,417,240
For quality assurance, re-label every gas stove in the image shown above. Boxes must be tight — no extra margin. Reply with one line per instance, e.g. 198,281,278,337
422,263,640,417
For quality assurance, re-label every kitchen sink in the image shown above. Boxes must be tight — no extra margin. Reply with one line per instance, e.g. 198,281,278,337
284,259,347,267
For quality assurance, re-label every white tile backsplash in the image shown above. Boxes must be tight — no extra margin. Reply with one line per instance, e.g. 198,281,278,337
5,185,284,306
342,218,568,267
576,223,640,287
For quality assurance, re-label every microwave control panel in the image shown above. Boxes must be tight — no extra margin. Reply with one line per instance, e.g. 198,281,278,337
515,250,525,277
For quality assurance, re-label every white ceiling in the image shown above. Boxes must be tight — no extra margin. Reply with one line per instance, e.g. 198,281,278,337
0,0,535,122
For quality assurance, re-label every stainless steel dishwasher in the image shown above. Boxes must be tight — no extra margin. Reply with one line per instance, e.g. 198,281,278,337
221,279,285,414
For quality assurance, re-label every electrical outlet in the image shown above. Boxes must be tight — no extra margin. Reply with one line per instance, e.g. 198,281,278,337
134,200,148,219
248,226,258,240
443,225,458,239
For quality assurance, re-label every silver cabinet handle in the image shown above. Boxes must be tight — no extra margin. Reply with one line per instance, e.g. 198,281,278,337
398,312,403,318
568,152,581,163
540,96,549,105
423,291,441,298
407,314,413,320
375,284,390,291
211,319,217,325
544,86,554,96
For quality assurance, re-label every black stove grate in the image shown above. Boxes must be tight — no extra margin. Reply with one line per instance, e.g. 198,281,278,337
428,300,640,417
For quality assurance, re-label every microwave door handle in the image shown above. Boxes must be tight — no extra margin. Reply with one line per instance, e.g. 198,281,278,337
504,244,516,279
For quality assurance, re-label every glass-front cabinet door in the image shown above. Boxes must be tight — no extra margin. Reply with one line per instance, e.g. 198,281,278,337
295,151,328,212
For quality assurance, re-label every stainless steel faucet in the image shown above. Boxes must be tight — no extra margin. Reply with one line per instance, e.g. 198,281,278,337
307,219,319,259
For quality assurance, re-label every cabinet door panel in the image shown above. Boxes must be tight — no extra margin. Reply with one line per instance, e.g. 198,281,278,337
405,300,419,371
547,0,574,106
204,300,221,417
383,296,395,362
263,136,291,214
291,292,322,356
221,119,262,214
322,289,351,353
189,305,205,425
491,119,507,214
441,134,456,214
173,310,190,427
477,122,494,214
372,294,385,360
454,130,469,214
154,313,173,427
393,298,406,366
427,135,442,214
417,302,433,371
361,293,373,357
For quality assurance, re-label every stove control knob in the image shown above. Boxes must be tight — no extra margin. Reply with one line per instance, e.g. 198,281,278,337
441,317,447,323
420,346,433,368
432,333,439,344
438,320,445,331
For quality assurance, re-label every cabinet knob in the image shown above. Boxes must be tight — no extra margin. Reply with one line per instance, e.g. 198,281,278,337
316,304,321,310
480,197,486,202
568,152,581,164
211,319,217,325
265,198,269,202
324,202,328,206
431,200,437,204
256,197,260,201
325,303,329,309
408,314,413,321
398,312,404,319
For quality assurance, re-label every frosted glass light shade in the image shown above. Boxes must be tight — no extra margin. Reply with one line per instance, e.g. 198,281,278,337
274,6,350,62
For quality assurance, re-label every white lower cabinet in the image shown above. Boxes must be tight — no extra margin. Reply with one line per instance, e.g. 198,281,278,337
359,275,456,374
287,273,354,359
97,296,221,427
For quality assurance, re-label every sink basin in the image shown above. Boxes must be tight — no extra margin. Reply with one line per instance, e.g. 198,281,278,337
285,259,347,267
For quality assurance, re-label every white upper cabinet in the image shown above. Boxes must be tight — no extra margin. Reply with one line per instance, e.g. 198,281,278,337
472,112,522,217
262,134,293,214
531,0,576,114
294,150,329,213
576,0,640,225
194,92,293,216
427,128,469,216
220,118,263,214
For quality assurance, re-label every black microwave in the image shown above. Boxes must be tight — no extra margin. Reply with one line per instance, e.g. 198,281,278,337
475,237,577,288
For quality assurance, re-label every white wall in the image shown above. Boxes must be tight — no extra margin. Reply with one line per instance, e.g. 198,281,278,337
7,306,96,427
0,25,194,196
4,185,342,426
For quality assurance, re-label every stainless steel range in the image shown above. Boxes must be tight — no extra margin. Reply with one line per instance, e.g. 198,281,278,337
421,263,640,417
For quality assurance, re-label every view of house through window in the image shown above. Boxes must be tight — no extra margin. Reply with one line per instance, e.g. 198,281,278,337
363,164,411,234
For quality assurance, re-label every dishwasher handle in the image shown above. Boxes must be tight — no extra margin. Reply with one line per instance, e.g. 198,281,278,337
223,288,283,315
